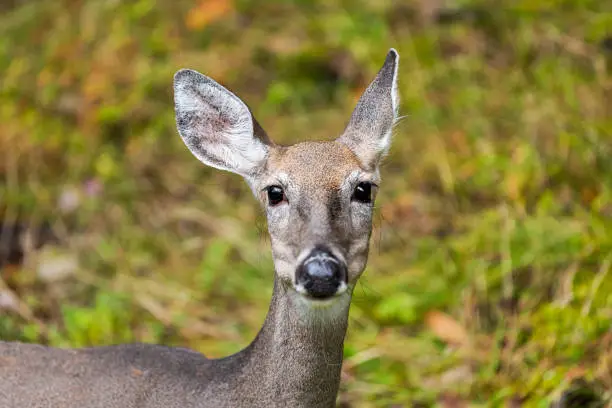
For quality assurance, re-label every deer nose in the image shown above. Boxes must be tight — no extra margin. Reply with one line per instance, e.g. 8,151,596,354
296,248,347,299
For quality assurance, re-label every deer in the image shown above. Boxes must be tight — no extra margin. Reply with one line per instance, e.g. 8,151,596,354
0,49,400,408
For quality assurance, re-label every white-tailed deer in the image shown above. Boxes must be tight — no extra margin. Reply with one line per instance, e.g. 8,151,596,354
0,49,400,407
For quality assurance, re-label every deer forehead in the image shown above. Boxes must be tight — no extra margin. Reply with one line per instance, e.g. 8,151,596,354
266,141,364,191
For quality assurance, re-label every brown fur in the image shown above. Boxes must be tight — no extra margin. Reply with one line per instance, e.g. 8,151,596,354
267,141,363,188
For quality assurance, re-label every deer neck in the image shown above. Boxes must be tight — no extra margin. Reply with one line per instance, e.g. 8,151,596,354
220,277,350,407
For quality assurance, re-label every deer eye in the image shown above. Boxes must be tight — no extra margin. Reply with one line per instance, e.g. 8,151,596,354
266,185,286,206
352,182,372,203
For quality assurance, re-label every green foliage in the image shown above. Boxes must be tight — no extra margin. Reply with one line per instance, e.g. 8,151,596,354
58,292,135,347
1,0,611,406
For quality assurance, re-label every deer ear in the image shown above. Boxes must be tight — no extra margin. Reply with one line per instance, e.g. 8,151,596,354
174,69,271,179
337,49,399,169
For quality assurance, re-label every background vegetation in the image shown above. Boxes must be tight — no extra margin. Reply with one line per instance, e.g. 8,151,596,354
1,0,611,406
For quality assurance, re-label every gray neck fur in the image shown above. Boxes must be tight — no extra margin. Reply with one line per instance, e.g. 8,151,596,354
212,278,349,407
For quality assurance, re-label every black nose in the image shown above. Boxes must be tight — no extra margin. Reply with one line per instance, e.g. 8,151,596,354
296,248,347,299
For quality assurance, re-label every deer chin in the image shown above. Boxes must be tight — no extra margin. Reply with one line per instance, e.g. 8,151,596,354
289,288,352,324
291,282,351,312
294,280,349,301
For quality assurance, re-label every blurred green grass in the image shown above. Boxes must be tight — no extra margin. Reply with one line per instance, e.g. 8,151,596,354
1,0,611,406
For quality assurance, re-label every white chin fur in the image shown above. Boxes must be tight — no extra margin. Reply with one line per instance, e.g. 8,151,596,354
292,282,350,316
294,281,348,301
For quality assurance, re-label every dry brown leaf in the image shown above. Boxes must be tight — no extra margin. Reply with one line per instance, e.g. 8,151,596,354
186,0,234,31
425,310,469,347
565,366,587,381
504,173,522,202
581,186,598,205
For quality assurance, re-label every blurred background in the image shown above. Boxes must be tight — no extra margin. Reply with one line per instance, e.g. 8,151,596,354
1,0,611,406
